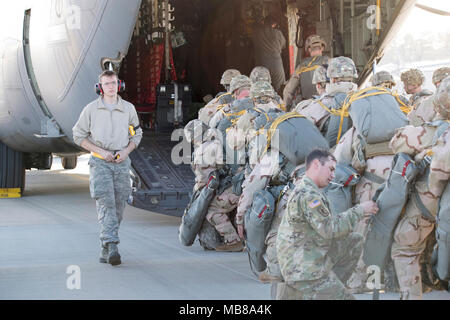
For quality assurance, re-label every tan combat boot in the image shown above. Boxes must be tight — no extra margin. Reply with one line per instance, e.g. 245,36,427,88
215,240,244,252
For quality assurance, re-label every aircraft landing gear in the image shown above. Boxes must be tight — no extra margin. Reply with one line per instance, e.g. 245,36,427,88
61,156,77,170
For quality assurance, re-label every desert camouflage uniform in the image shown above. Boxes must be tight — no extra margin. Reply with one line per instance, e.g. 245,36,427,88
276,175,364,300
388,76,450,299
388,124,440,299
201,77,255,247
183,117,241,247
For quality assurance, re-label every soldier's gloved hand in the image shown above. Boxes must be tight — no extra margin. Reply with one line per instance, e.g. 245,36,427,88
101,150,115,162
360,201,379,216
237,224,245,240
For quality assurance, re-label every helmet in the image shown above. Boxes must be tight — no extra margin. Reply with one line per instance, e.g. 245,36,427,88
400,69,424,86
250,81,275,99
433,76,450,119
305,34,326,50
432,67,450,86
312,66,328,85
327,56,358,79
372,71,395,86
229,75,252,94
250,66,271,84
220,69,241,86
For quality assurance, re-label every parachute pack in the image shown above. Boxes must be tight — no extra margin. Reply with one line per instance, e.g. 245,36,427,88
317,86,410,147
179,171,220,246
434,182,450,281
244,189,276,273
347,87,409,144
264,112,329,166
363,153,421,269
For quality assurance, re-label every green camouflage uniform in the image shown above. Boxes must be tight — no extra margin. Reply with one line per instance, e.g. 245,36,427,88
276,175,364,300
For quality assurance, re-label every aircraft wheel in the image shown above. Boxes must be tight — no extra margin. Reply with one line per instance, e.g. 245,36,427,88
61,156,77,170
0,141,26,194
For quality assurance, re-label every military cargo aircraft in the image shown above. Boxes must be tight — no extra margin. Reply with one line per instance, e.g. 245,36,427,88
0,0,431,216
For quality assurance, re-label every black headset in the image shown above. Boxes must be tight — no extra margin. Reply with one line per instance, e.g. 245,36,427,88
95,79,126,95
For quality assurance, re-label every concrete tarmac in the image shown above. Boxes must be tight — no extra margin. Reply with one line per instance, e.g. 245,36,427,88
0,155,449,300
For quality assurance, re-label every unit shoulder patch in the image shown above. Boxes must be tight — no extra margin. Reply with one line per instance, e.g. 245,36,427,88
308,199,321,209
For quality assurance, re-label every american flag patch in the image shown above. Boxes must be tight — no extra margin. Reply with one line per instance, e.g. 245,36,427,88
308,199,321,209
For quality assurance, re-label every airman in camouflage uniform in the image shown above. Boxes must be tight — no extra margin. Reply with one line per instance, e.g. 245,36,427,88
250,66,284,107
432,67,450,89
227,81,284,172
401,69,434,126
237,153,305,286
388,76,450,299
184,117,243,252
372,71,396,89
72,70,143,266
334,70,408,292
198,69,241,126
199,75,255,252
283,35,330,109
184,120,222,193
295,56,358,148
276,149,379,299
372,71,410,108
209,75,252,129
334,126,398,292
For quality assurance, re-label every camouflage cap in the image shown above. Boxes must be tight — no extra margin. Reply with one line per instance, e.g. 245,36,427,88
433,75,450,119
250,66,271,84
229,75,252,94
250,81,275,99
312,66,328,84
400,69,424,86
305,34,327,50
327,56,358,79
184,119,209,145
220,69,241,86
432,67,450,86
372,71,395,86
